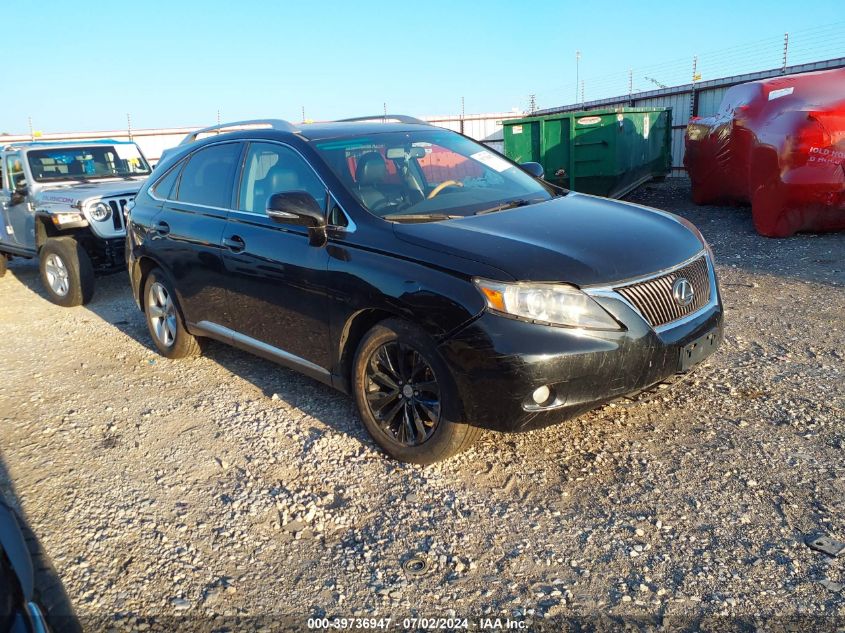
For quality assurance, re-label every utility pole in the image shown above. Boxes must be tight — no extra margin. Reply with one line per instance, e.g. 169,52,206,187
782,33,789,73
460,96,465,134
528,94,537,115
127,113,133,141
301,106,306,122
628,69,633,101
28,117,34,142
217,109,221,126
383,102,387,117
690,56,700,121
575,50,581,104
580,80,585,105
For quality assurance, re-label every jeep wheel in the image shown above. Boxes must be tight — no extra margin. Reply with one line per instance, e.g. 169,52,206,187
143,268,201,359
352,318,480,464
0,254,7,277
38,238,95,307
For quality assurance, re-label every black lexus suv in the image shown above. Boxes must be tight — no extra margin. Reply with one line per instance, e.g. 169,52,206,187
127,116,723,463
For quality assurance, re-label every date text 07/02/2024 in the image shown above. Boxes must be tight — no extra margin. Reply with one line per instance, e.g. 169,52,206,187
306,617,528,629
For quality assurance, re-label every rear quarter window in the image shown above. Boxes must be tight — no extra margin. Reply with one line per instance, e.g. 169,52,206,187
150,160,184,200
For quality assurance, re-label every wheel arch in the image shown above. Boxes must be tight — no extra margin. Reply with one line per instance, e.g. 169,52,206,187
34,216,61,249
134,255,161,313
335,308,399,393
334,308,470,423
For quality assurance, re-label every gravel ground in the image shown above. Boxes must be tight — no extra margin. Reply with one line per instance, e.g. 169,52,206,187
0,180,843,632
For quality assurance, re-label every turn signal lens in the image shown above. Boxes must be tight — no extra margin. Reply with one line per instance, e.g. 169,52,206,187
51,212,86,226
479,286,505,312
473,278,621,330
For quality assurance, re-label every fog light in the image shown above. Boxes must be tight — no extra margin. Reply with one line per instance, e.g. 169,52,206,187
532,385,552,405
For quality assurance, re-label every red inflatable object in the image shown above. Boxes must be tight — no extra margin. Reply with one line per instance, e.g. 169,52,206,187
684,68,845,237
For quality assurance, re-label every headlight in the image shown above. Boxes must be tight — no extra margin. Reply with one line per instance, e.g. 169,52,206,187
89,201,112,222
474,279,621,330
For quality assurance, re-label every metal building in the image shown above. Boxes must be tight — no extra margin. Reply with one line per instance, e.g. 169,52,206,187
534,57,845,176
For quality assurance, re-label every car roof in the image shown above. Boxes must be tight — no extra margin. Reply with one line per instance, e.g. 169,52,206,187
295,121,435,141
2,139,136,152
177,118,443,149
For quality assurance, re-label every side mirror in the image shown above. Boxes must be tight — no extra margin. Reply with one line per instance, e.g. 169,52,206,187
267,191,327,246
10,184,28,205
520,162,544,179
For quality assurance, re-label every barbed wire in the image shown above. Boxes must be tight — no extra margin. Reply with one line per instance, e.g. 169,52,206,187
532,21,845,110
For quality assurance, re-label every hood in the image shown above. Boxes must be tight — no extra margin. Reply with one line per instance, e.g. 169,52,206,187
34,178,145,206
393,193,705,287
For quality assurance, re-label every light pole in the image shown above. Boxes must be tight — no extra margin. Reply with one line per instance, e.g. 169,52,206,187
576,50,581,104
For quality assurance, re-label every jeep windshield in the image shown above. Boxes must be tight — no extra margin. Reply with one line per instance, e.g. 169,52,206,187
313,130,559,222
27,145,151,182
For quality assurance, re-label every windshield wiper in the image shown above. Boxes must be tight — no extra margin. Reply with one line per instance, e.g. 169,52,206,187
474,199,533,215
383,212,462,222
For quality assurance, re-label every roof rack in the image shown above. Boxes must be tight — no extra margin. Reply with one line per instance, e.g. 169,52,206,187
335,114,428,125
178,119,299,146
1,139,131,150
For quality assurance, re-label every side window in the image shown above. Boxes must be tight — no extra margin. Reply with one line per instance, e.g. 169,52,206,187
151,160,184,200
176,143,240,208
328,199,349,228
238,142,327,215
5,155,25,190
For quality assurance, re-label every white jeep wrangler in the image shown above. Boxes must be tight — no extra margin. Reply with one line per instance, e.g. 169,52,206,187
0,140,151,306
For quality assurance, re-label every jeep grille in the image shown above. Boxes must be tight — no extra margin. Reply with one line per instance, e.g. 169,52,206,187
105,198,130,231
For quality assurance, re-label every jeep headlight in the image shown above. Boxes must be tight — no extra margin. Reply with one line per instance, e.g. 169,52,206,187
89,201,112,222
474,279,621,330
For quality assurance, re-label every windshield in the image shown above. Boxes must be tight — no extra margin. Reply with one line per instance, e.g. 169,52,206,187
26,145,151,182
313,130,557,221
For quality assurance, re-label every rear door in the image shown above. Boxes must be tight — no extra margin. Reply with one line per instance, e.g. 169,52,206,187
151,142,243,328
220,141,333,371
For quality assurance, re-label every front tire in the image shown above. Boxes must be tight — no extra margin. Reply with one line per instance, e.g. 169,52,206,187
38,238,95,307
143,269,201,359
0,253,7,277
352,319,480,464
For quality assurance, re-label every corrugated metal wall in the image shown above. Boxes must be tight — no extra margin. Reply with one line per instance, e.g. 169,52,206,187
1,116,521,163
422,113,523,153
535,57,845,176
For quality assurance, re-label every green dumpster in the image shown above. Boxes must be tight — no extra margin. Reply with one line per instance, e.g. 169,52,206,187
502,107,671,198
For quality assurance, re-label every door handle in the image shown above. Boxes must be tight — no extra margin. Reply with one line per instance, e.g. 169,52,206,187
222,235,245,252
154,221,171,236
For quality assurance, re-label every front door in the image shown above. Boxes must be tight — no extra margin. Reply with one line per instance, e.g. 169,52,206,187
0,153,34,248
221,141,332,370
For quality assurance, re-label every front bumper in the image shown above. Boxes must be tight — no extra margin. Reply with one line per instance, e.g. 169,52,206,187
438,284,723,433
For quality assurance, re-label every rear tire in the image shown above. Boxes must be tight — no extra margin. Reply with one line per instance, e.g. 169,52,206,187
0,254,7,278
38,238,94,307
352,318,480,464
143,268,201,359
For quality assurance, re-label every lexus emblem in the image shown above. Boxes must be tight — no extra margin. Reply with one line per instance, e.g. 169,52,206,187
672,277,694,307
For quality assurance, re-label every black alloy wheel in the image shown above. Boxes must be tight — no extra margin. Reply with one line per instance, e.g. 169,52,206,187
364,341,441,446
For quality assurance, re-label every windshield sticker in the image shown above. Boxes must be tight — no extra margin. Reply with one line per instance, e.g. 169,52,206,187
768,87,794,101
470,150,512,173
114,144,142,161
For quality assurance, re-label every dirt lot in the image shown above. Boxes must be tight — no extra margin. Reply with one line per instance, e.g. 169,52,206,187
1,180,843,632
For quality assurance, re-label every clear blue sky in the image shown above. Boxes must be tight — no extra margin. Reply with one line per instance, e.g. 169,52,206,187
6,0,844,134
